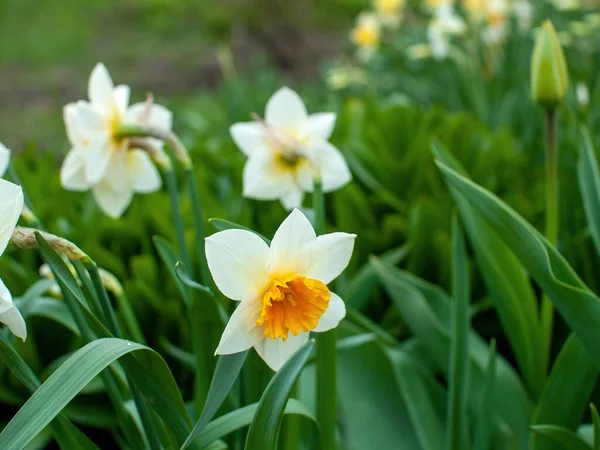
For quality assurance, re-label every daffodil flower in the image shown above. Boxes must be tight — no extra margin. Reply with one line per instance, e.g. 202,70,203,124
428,3,465,59
374,0,405,28
0,142,11,178
351,12,382,61
0,179,26,340
206,209,355,371
481,0,509,44
61,63,172,218
230,87,351,210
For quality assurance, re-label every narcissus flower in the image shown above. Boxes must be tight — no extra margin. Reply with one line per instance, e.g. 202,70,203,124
374,0,405,27
351,12,382,60
0,180,26,340
0,142,10,178
61,63,171,218
206,209,355,371
230,87,351,210
428,3,466,59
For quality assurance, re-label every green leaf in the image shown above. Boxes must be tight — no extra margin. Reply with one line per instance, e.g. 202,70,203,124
0,338,100,450
208,218,270,244
182,351,249,449
245,339,315,450
531,334,597,450
591,404,600,450
447,216,470,450
432,142,543,396
530,425,593,450
35,234,194,447
16,296,79,336
154,236,190,305
386,348,445,450
198,399,315,447
473,340,496,450
343,244,410,311
0,338,155,449
372,258,532,449
578,126,600,257
434,155,600,371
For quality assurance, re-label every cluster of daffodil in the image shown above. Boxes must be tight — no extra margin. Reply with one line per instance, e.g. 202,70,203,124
0,63,357,375
344,0,598,71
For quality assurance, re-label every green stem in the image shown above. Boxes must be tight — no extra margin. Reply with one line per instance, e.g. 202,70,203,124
184,167,211,287
314,180,337,450
115,291,146,344
163,166,193,274
88,264,162,450
541,109,557,374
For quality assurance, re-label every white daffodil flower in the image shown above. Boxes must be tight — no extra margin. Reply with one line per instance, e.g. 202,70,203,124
351,12,382,61
230,87,351,210
428,3,465,59
577,83,590,110
61,63,171,218
0,179,26,340
512,0,533,31
374,0,405,28
206,209,355,371
0,142,11,178
481,0,509,44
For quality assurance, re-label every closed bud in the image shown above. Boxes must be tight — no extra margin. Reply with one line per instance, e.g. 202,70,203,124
531,21,569,110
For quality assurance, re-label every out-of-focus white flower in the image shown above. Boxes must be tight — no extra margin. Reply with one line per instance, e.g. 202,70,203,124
513,0,534,31
577,83,590,110
374,0,404,27
427,3,466,59
230,87,351,210
551,0,580,10
0,180,26,340
463,0,486,17
426,0,454,8
351,12,382,61
206,209,355,371
326,66,368,90
0,143,11,178
481,0,509,44
61,63,171,218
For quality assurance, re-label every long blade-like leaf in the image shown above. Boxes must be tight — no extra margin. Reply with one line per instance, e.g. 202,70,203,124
245,340,315,450
182,351,249,449
530,425,593,450
578,126,600,257
447,216,470,450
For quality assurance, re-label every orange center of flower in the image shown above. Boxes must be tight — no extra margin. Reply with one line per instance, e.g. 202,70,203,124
257,275,330,340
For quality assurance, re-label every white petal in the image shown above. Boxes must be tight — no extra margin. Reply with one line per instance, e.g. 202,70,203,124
85,136,113,185
0,278,25,341
60,148,91,191
304,113,337,143
0,142,11,178
296,163,314,192
254,332,309,371
269,208,317,275
114,85,131,115
0,278,13,315
315,142,352,193
314,292,346,332
242,155,293,200
103,150,130,193
215,296,264,355
64,103,85,147
205,229,270,301
279,185,304,211
230,122,270,157
306,232,356,284
265,87,308,131
92,180,133,218
88,63,115,113
126,150,161,193
76,101,108,135
125,103,173,130
0,180,23,256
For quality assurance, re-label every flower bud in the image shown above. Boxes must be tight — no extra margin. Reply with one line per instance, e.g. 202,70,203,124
531,21,569,110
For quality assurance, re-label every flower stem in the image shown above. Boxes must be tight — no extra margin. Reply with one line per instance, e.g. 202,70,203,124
184,167,211,286
540,109,558,374
162,165,193,273
314,180,337,450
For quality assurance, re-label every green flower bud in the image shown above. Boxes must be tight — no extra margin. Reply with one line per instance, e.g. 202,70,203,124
531,21,569,110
